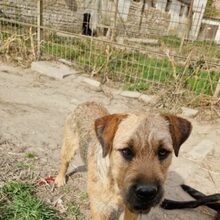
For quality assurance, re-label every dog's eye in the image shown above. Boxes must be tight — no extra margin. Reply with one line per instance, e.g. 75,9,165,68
120,148,134,161
158,148,170,161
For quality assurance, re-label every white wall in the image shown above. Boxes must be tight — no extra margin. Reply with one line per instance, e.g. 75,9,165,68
189,0,207,40
118,0,131,20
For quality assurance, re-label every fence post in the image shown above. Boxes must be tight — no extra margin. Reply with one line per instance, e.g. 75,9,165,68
37,0,43,60
179,0,194,52
139,0,146,32
111,0,119,42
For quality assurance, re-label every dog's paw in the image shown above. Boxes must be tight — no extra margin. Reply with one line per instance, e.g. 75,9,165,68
55,175,66,187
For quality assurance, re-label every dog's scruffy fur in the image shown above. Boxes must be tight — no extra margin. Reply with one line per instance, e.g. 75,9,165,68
55,102,192,220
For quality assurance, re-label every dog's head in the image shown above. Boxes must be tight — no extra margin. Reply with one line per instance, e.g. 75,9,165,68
95,113,192,214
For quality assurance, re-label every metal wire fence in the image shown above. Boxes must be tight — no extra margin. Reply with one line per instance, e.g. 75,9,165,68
0,0,220,97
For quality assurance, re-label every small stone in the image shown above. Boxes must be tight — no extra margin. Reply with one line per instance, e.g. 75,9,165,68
58,59,72,66
181,107,199,118
120,91,141,98
125,38,159,46
187,139,215,160
31,61,77,79
82,77,101,88
139,94,157,104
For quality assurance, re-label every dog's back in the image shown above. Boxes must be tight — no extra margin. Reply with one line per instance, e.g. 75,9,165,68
65,102,108,163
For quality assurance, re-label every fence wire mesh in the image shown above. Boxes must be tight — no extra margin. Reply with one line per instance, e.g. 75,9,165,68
0,0,220,97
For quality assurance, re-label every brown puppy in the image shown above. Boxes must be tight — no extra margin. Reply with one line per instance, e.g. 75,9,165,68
55,102,192,220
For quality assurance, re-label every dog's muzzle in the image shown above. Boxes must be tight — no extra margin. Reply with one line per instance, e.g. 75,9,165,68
124,183,163,213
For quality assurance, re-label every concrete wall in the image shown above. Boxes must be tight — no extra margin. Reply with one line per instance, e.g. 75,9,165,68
0,0,86,33
124,1,170,38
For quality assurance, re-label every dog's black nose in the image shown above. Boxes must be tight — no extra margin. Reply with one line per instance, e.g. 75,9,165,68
135,184,158,200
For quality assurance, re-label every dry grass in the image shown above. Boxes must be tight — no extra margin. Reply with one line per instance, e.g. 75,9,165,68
152,78,220,120
151,47,220,119
0,27,37,67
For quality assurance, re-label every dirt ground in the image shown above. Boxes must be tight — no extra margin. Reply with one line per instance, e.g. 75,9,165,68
0,62,219,220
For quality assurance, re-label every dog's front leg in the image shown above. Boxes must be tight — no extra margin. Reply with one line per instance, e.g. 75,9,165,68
124,208,139,220
55,123,79,187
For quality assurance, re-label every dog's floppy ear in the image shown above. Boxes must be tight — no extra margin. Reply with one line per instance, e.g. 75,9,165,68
163,114,192,157
95,114,127,157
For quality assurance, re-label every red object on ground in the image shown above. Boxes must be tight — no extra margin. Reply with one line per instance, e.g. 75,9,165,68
45,177,55,182
37,177,55,185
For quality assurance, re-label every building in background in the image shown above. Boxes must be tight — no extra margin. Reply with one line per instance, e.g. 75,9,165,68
1,0,220,43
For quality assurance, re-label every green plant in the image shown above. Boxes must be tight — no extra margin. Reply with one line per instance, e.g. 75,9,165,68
159,35,181,48
80,192,88,201
0,181,60,220
25,152,36,159
216,50,220,59
16,162,32,169
186,70,220,95
127,82,150,92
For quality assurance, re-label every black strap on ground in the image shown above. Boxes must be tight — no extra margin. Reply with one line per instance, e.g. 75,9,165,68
180,184,220,211
161,184,220,213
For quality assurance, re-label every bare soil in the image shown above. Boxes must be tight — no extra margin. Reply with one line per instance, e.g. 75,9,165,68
0,62,219,220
